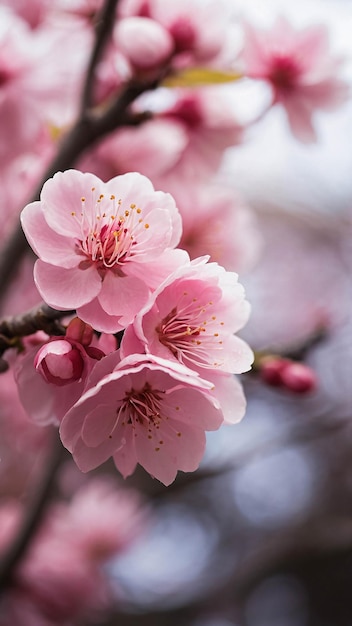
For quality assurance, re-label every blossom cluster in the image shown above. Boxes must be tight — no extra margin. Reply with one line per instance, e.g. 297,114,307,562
19,169,253,486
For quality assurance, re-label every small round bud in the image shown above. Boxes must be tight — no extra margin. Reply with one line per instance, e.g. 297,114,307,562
34,340,84,387
115,17,174,71
259,356,288,387
280,362,317,394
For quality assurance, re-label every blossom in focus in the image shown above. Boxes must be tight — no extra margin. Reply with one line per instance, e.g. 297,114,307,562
240,17,350,142
21,170,188,332
59,352,240,485
121,257,253,377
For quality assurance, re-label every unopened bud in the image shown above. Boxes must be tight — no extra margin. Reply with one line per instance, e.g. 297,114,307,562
115,17,173,71
34,340,84,386
280,362,317,393
259,356,288,387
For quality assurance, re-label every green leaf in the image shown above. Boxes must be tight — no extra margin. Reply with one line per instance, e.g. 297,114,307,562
162,67,242,88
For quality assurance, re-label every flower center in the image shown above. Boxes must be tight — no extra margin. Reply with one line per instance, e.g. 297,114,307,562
72,189,150,268
156,291,225,368
124,384,163,425
108,383,164,440
269,54,301,92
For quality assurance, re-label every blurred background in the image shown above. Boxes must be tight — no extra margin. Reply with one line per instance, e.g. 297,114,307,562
0,0,351,625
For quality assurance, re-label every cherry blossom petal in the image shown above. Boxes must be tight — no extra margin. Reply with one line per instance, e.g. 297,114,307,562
77,297,125,333
34,260,101,309
41,170,105,237
21,202,78,268
98,271,149,319
209,373,247,425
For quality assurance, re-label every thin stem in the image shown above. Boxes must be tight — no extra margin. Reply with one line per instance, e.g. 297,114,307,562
0,433,67,593
80,0,120,112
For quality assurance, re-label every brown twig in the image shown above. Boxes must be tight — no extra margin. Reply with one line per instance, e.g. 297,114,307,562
80,0,120,113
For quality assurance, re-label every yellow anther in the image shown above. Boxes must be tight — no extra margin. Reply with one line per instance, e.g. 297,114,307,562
144,223,150,229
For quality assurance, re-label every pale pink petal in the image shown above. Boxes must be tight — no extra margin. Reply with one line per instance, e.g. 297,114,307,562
126,248,190,290
105,171,156,204
81,404,120,447
283,95,317,143
41,170,105,237
134,417,206,485
119,325,145,359
113,426,138,479
21,202,78,268
34,261,101,309
219,335,254,374
208,373,246,425
162,387,223,430
98,271,149,319
15,349,57,426
72,436,115,472
77,297,125,333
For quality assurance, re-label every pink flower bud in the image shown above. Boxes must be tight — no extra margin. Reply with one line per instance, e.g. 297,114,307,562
259,356,288,387
34,340,84,387
115,17,174,71
280,362,318,394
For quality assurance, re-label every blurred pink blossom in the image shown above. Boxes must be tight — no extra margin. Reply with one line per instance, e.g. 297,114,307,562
0,478,145,624
81,88,244,183
164,182,262,272
115,16,173,73
241,17,350,142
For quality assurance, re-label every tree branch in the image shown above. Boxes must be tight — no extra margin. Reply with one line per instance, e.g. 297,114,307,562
80,0,120,113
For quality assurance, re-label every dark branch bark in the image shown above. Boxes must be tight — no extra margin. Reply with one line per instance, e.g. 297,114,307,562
80,0,120,112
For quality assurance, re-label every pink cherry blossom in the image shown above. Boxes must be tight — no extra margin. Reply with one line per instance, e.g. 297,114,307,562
0,477,145,625
81,89,244,184
121,257,253,377
241,17,350,142
161,182,262,272
60,352,234,485
47,476,146,562
21,170,188,332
